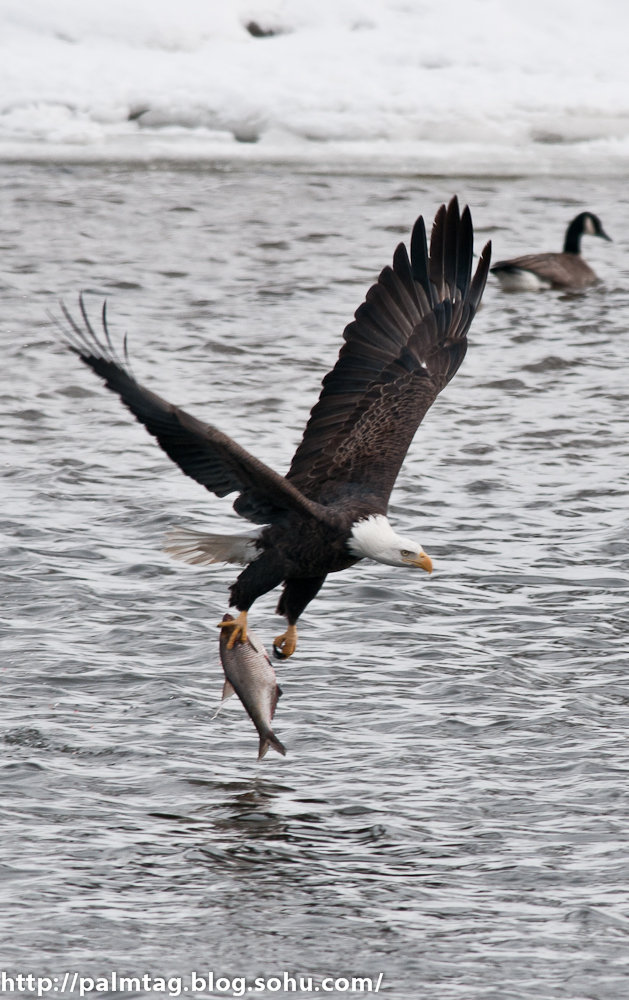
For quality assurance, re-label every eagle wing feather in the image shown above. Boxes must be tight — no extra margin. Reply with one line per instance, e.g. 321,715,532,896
286,197,491,509
61,298,323,525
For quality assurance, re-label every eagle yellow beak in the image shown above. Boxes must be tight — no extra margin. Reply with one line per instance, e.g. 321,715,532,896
404,551,433,573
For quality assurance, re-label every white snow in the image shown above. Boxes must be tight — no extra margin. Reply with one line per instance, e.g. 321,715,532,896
1,0,628,173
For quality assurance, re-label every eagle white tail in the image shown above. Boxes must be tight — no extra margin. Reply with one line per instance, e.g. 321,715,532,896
164,526,261,566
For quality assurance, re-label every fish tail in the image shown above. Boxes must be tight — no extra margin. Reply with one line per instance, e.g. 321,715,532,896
258,730,287,760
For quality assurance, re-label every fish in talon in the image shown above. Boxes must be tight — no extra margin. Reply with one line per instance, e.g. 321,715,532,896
218,609,248,647
218,614,286,760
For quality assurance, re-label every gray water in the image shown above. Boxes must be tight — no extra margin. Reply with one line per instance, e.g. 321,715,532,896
2,164,629,999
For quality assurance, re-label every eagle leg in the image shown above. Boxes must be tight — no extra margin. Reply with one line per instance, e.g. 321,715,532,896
218,610,248,648
273,624,298,660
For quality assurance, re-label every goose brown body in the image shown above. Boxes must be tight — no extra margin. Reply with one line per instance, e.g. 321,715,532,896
491,211,611,291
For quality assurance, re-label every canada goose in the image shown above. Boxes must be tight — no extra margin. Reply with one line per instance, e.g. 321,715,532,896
491,212,611,291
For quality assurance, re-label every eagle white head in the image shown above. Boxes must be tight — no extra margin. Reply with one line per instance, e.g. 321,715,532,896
348,515,433,572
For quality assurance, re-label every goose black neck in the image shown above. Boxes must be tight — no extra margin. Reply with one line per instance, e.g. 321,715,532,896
563,215,586,254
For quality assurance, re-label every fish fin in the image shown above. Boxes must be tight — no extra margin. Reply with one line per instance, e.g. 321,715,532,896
221,679,236,700
209,681,236,721
267,683,283,722
258,730,287,760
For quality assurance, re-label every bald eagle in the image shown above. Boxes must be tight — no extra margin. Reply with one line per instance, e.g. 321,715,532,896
62,197,490,658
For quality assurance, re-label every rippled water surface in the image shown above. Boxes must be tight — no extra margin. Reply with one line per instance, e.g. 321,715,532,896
3,165,629,998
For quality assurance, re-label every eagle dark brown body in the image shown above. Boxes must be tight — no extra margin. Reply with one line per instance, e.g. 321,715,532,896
233,510,360,630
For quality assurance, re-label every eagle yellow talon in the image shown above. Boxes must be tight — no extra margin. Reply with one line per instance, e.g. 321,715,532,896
218,610,248,648
273,624,298,659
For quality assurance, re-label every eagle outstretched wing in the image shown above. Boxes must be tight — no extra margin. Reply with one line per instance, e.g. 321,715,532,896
60,297,322,525
285,197,491,511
